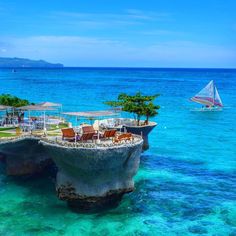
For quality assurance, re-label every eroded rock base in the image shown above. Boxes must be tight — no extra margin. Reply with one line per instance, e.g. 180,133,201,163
57,184,133,212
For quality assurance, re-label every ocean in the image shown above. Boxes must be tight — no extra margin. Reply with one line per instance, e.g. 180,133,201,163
0,68,236,235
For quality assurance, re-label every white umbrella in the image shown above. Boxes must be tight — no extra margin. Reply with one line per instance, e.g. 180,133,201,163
37,102,63,120
0,105,12,110
37,102,62,107
63,111,119,143
18,105,56,134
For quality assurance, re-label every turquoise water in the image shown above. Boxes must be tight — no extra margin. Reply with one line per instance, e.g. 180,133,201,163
0,68,236,235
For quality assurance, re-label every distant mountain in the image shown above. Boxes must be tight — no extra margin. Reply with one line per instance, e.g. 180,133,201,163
0,57,63,68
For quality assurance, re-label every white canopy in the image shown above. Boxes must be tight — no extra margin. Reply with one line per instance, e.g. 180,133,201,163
63,110,118,118
17,105,56,111
0,105,12,110
37,102,62,107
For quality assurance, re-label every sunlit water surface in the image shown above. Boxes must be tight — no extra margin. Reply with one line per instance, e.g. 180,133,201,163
0,68,236,235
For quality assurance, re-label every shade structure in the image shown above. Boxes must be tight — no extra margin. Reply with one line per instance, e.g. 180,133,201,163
63,110,118,118
17,105,56,111
17,105,56,134
0,105,12,110
37,102,62,107
63,110,119,142
37,102,63,121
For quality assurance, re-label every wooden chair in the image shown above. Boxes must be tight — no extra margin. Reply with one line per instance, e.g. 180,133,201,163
82,125,95,133
113,133,134,143
101,129,117,139
61,128,76,140
78,132,95,142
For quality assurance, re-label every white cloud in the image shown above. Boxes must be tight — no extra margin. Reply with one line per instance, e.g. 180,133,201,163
0,36,235,68
141,30,184,36
47,9,170,29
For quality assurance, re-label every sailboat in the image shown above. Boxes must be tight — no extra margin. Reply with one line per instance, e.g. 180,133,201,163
191,80,223,110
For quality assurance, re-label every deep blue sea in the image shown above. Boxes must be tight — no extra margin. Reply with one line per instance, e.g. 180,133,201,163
0,68,236,235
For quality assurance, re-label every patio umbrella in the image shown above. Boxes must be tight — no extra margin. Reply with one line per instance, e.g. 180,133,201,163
18,105,56,133
37,102,62,107
37,102,63,120
63,110,119,142
0,105,12,110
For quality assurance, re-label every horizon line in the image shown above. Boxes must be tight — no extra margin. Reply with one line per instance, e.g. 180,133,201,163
1,66,236,70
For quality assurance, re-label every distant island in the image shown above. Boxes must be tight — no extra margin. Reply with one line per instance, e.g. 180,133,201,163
0,57,63,68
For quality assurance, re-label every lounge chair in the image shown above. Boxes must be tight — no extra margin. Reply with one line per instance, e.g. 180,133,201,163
77,132,95,142
101,129,117,139
113,133,134,143
61,128,77,141
82,125,95,133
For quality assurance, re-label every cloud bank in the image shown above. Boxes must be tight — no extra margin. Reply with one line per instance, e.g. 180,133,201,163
0,36,235,68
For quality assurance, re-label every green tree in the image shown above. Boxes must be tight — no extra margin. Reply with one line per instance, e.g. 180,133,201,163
0,94,31,107
105,92,160,126
142,102,160,124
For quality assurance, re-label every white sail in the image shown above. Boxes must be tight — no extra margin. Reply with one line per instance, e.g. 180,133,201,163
191,80,214,106
214,86,223,107
191,80,223,108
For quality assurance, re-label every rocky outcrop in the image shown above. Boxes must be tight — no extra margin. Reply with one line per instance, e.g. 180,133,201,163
41,139,143,211
0,135,143,211
124,122,157,150
0,137,52,176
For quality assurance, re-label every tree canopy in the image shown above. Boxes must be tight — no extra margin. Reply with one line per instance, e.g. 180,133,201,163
105,92,160,125
0,94,31,107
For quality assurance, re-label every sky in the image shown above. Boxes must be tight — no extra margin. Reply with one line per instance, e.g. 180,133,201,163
0,0,236,68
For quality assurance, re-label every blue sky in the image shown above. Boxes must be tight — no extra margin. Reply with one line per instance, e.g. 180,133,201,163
0,0,236,67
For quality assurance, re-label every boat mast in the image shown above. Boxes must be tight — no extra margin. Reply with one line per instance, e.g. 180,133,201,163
212,80,215,107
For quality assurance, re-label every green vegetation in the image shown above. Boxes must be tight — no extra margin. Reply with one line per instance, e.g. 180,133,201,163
0,132,15,137
105,92,160,126
0,94,31,107
49,123,69,131
0,127,16,131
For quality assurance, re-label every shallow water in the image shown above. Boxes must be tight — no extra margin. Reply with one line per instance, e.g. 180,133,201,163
0,68,236,235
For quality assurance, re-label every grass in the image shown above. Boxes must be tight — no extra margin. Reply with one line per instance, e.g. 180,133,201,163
47,133,61,136
0,127,16,131
0,132,16,137
0,122,68,138
49,123,69,131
